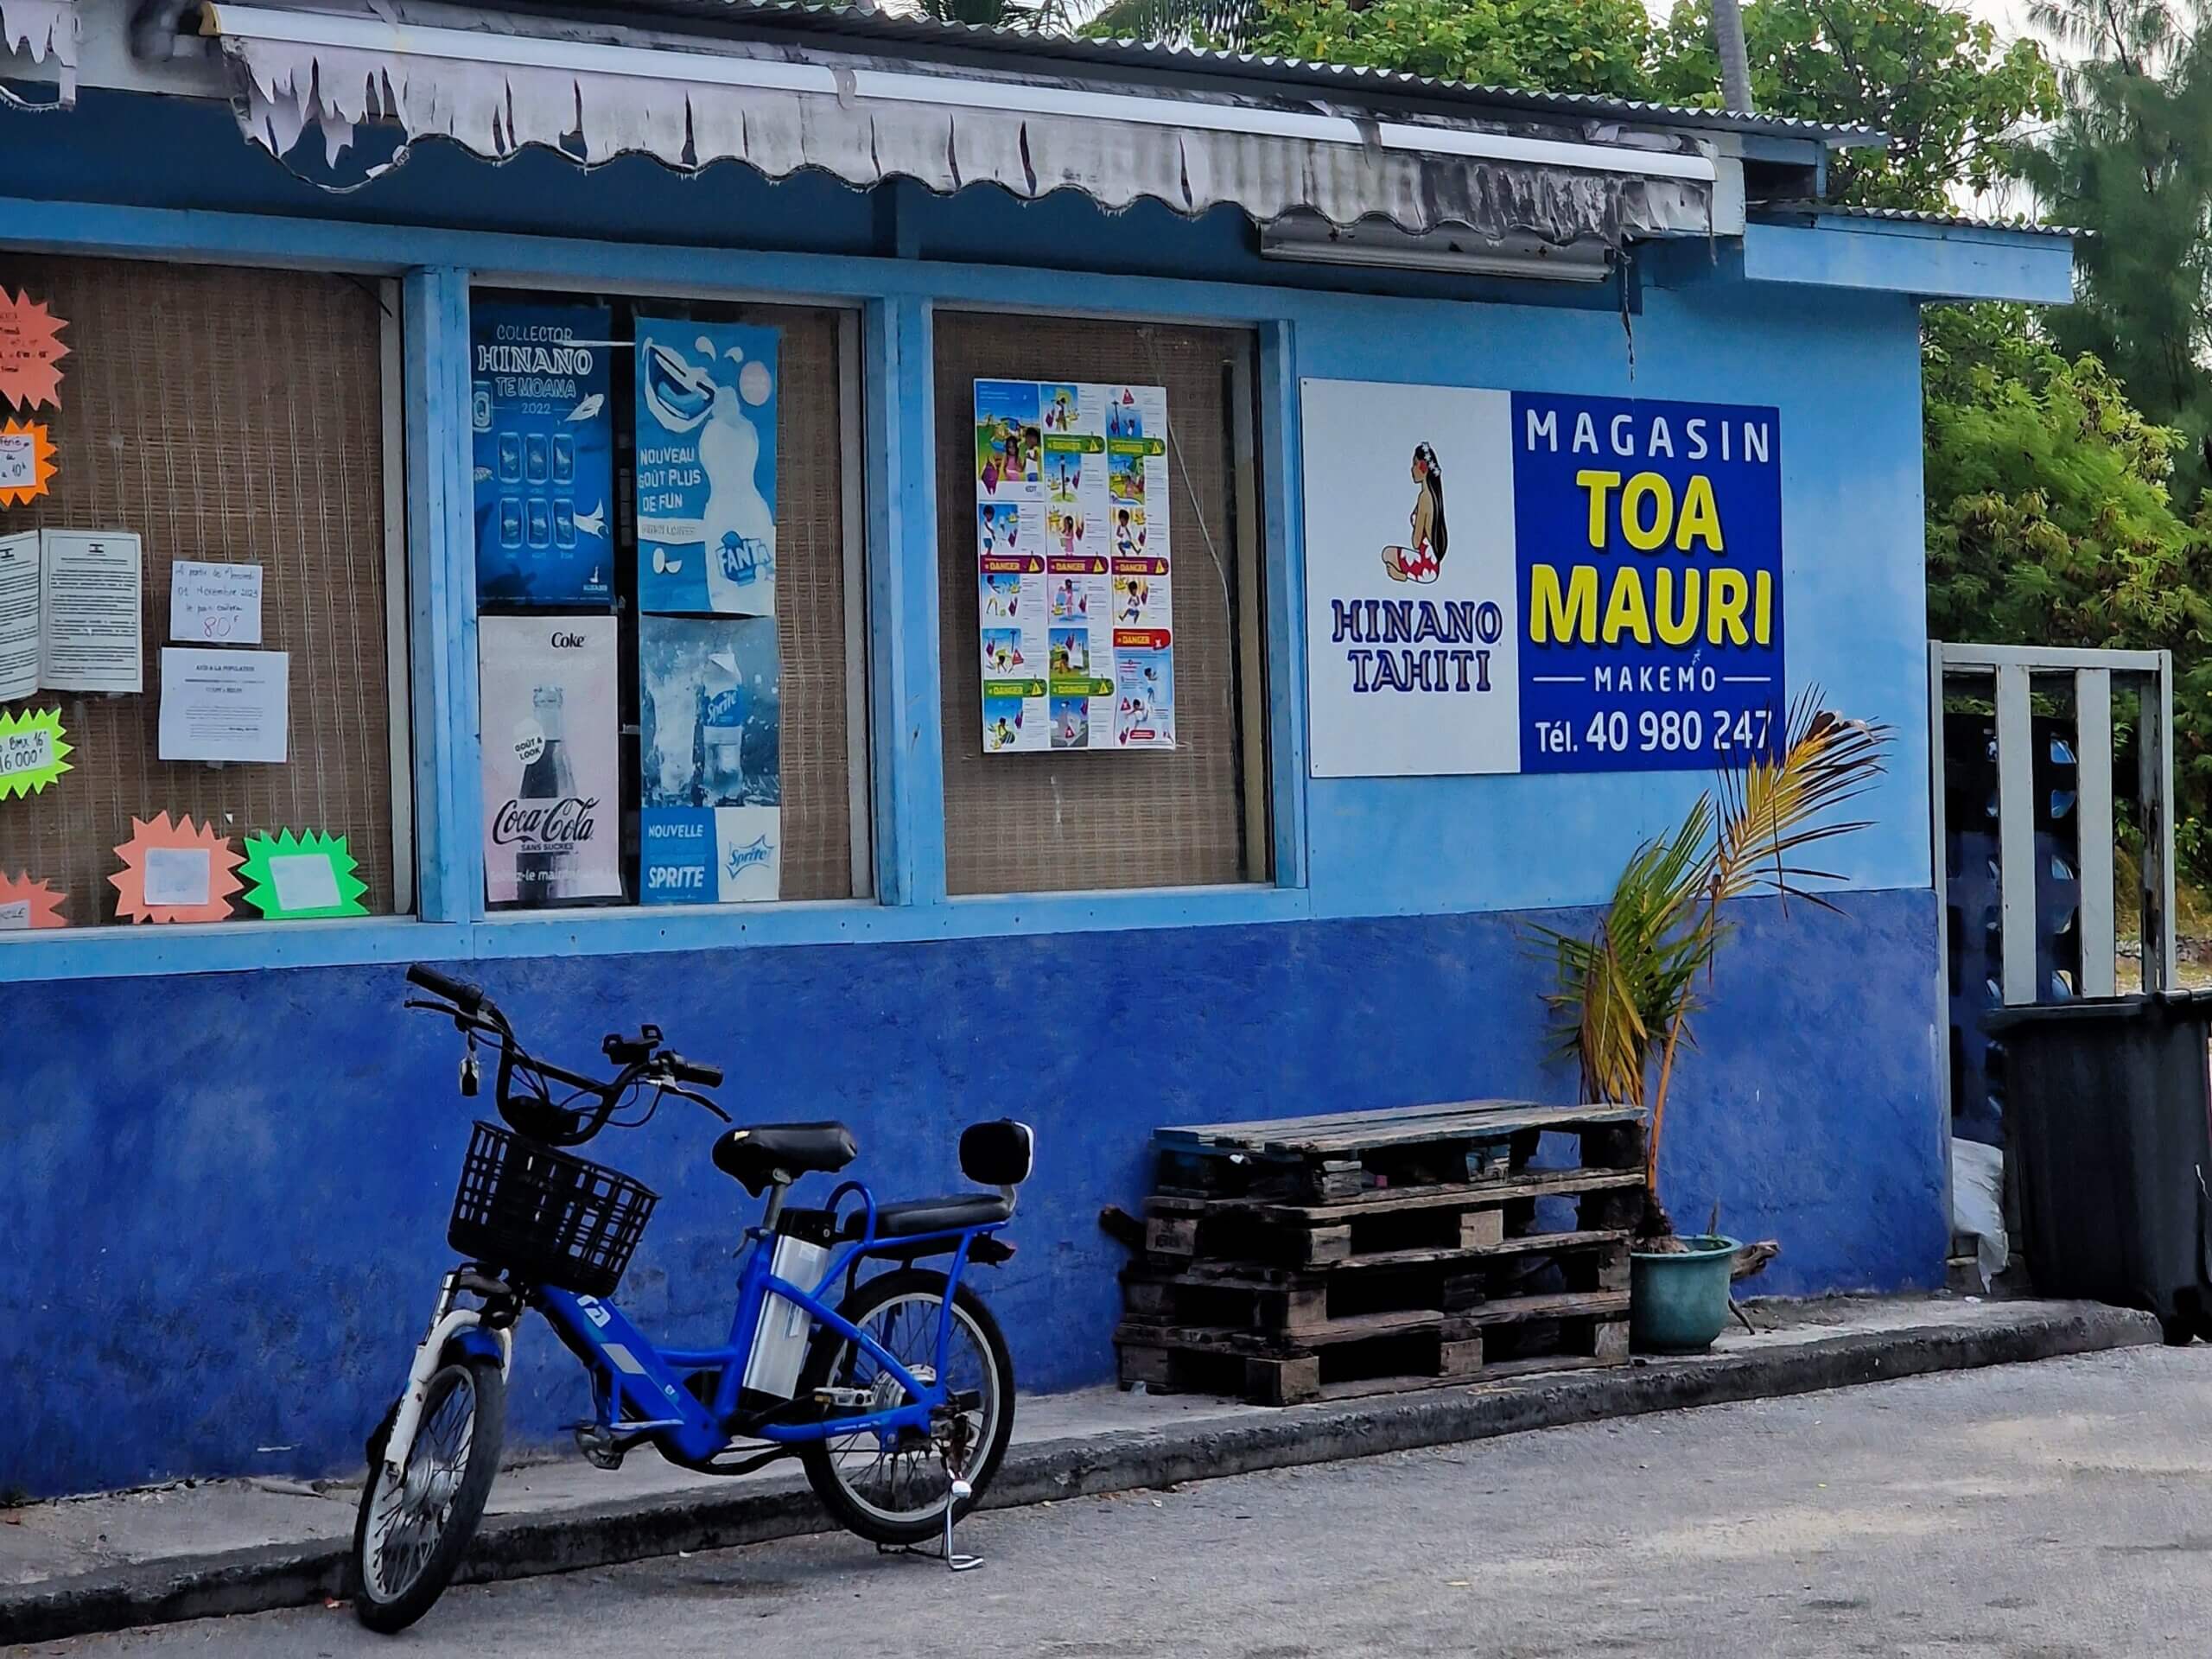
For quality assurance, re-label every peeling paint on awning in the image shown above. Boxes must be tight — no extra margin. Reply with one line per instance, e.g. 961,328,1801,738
0,0,77,105
199,3,1726,249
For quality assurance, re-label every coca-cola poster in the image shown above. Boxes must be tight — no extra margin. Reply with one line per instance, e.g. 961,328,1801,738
479,614,624,907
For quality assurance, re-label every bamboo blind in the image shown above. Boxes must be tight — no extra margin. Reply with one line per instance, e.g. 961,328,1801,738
0,257,399,923
934,313,1265,895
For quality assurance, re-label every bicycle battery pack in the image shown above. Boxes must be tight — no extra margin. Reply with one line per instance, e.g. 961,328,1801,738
745,1221,832,1399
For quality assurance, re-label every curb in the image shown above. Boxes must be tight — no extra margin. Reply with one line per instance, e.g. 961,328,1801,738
0,1301,2159,1646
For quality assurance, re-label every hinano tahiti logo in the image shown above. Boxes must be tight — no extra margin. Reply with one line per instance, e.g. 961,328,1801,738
1379,442,1447,585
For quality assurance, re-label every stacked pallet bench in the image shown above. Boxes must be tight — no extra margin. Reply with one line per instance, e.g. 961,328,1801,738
1116,1101,1646,1406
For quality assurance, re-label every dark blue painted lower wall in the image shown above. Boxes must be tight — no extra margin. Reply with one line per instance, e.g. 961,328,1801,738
0,887,1940,1497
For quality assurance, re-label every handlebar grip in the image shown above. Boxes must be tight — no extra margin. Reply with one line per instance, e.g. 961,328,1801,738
668,1055,723,1088
406,963,484,1013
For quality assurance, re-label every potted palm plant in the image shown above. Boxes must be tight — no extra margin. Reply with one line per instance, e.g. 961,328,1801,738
1534,695,1891,1353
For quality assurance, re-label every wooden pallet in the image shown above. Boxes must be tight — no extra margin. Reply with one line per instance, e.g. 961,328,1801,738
1116,1291,1630,1405
1122,1230,1630,1338
1154,1101,1644,1205
1143,1167,1647,1268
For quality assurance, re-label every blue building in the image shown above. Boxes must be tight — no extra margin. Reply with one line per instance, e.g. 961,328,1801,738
0,0,2073,1496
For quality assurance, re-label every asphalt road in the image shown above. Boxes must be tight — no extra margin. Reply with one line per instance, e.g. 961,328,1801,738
19,1345,2212,1659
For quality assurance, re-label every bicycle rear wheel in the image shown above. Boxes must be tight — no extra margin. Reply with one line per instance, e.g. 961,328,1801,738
797,1268,1016,1546
351,1357,505,1633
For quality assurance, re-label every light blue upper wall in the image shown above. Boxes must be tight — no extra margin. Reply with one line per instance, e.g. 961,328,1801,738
1287,276,1930,914
0,86,1973,970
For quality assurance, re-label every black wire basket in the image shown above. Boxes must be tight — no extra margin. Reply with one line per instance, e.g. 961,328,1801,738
448,1121,658,1297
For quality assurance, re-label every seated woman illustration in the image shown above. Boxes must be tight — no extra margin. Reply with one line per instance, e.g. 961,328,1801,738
1381,442,1448,585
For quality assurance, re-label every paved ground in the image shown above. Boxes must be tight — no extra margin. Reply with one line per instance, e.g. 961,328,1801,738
16,1344,2212,1658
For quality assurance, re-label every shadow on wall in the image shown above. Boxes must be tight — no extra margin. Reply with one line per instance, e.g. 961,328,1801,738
0,889,1941,1496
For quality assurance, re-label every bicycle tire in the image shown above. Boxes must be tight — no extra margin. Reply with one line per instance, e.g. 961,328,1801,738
796,1267,1017,1546
350,1357,505,1634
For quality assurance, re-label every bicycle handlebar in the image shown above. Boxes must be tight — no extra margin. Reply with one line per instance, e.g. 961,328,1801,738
405,962,484,1013
404,963,728,1146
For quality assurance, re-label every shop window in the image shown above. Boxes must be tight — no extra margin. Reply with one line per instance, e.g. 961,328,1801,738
0,257,407,929
934,313,1270,895
468,293,864,911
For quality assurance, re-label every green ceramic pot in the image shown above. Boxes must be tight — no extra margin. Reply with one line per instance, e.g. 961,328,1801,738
1630,1234,1741,1355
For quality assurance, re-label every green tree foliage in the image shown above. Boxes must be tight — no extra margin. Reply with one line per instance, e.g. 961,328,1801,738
1211,0,1656,96
2015,0,2212,501
1923,304,2212,869
1652,0,2056,207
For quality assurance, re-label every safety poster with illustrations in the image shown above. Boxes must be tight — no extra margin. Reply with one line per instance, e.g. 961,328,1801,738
972,378,1175,754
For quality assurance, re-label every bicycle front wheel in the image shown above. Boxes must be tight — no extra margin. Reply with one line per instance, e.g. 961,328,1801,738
351,1357,505,1634
797,1268,1016,1546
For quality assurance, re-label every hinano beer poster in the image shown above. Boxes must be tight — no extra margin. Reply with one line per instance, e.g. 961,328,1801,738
1300,379,1783,778
974,379,1173,754
470,302,615,606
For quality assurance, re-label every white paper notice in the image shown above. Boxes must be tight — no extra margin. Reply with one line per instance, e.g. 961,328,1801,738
0,532,37,702
0,899,30,931
142,846,213,908
41,531,143,695
157,647,289,763
268,852,341,912
169,561,264,645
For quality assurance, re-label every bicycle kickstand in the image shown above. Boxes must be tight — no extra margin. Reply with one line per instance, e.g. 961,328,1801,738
875,1468,983,1573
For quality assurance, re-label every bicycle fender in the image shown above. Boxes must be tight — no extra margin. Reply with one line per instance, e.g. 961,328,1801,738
444,1325,512,1376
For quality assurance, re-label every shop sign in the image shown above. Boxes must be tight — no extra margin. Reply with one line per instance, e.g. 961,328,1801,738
471,302,615,606
637,613,782,904
1301,379,1785,778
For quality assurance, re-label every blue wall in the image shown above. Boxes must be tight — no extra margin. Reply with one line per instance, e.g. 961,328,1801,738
0,85,1988,1495
0,887,1939,1497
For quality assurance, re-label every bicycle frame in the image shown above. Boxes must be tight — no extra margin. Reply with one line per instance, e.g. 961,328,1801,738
531,1179,1005,1471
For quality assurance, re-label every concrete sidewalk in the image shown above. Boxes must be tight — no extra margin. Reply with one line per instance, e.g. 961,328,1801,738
0,1294,2159,1647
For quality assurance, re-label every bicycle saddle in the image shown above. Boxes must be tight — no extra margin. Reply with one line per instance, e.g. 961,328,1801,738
712,1122,858,1193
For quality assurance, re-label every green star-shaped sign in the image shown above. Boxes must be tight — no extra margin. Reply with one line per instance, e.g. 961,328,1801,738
239,829,370,919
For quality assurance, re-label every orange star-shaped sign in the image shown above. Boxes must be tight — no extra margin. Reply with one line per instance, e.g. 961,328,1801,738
0,873,67,929
110,813,243,925
0,419,56,507
0,290,69,411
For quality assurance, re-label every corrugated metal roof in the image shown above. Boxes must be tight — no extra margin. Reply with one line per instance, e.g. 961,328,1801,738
1755,200,2086,238
479,0,1890,146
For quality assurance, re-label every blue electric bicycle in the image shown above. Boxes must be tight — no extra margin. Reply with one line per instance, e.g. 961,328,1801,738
353,964,1033,1633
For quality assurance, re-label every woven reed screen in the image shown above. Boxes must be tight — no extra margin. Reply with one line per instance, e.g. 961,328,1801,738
934,314,1267,895
727,304,854,901
0,257,401,923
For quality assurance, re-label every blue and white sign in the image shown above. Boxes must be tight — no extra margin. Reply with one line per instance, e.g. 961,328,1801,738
639,613,781,905
634,318,779,617
1300,379,1784,778
639,806,782,904
471,302,614,606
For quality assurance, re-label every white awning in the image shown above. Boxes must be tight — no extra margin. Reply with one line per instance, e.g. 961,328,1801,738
198,3,1728,247
0,0,77,104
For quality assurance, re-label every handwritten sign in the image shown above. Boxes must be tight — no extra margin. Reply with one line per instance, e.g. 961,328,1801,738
0,707,71,799
169,560,264,644
0,420,55,508
0,873,66,929
0,291,67,411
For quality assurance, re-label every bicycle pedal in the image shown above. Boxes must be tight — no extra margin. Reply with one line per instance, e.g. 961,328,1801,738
569,1423,626,1471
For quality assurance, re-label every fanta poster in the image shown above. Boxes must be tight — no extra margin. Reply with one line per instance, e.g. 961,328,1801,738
635,318,779,618
478,614,624,907
974,378,1173,753
638,613,782,904
470,302,614,606
1300,378,1784,778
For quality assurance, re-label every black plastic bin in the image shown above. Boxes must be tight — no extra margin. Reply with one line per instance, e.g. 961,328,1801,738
1985,991,2212,1342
